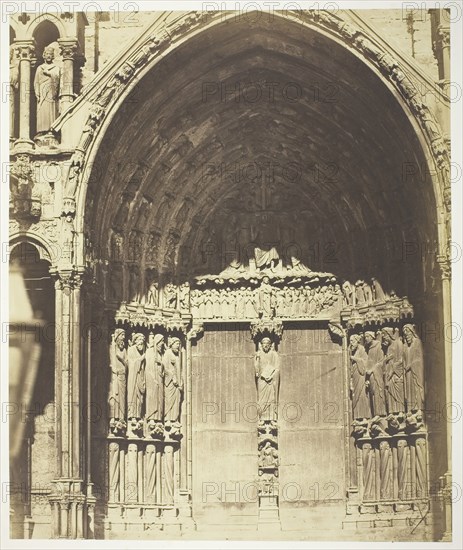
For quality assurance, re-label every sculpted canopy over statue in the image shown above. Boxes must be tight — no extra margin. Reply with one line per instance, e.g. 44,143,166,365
163,337,183,422
255,337,281,421
108,328,127,421
34,46,60,133
127,333,146,419
145,333,165,422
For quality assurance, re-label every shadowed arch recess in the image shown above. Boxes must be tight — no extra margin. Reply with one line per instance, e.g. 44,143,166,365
83,14,438,308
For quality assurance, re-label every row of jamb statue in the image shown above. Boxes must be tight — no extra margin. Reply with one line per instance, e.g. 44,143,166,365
108,328,183,428
349,324,424,420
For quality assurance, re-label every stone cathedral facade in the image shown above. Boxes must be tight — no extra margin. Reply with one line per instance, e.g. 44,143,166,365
8,8,452,541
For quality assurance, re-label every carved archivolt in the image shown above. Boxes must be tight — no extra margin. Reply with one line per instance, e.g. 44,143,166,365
65,10,449,216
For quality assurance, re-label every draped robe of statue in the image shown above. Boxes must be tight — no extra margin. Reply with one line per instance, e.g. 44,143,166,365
127,345,146,418
255,344,281,421
366,339,387,416
403,334,425,411
108,338,127,420
34,59,60,133
145,345,164,421
350,343,370,419
163,347,183,422
384,336,405,413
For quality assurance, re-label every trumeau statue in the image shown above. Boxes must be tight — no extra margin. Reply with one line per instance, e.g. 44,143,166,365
108,328,127,421
34,45,60,134
255,336,281,421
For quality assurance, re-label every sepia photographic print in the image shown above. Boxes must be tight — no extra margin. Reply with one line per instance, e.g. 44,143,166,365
2,0,462,546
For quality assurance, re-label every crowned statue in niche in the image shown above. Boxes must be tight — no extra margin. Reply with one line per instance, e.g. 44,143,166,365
34,45,60,134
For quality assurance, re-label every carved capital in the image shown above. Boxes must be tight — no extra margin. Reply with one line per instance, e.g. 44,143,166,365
58,39,79,61
437,25,450,49
250,319,283,341
16,41,35,61
50,267,85,291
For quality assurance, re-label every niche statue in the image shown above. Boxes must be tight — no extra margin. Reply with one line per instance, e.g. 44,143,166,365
34,46,60,134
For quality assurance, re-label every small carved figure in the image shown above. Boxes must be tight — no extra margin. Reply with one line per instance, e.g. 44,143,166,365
61,213,76,264
259,441,279,468
34,46,60,134
128,266,140,303
284,286,293,317
371,277,386,302
342,281,355,307
204,288,214,318
245,287,257,318
146,271,159,307
212,288,221,318
179,282,190,310
111,231,123,261
254,246,279,270
164,283,178,309
363,281,373,305
355,280,366,306
258,276,274,318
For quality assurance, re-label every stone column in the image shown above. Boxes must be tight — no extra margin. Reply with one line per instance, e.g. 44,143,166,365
437,25,450,95
430,10,450,95
436,253,452,540
15,41,35,148
48,268,89,538
58,39,79,112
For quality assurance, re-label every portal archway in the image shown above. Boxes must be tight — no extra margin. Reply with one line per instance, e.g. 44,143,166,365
64,11,449,539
